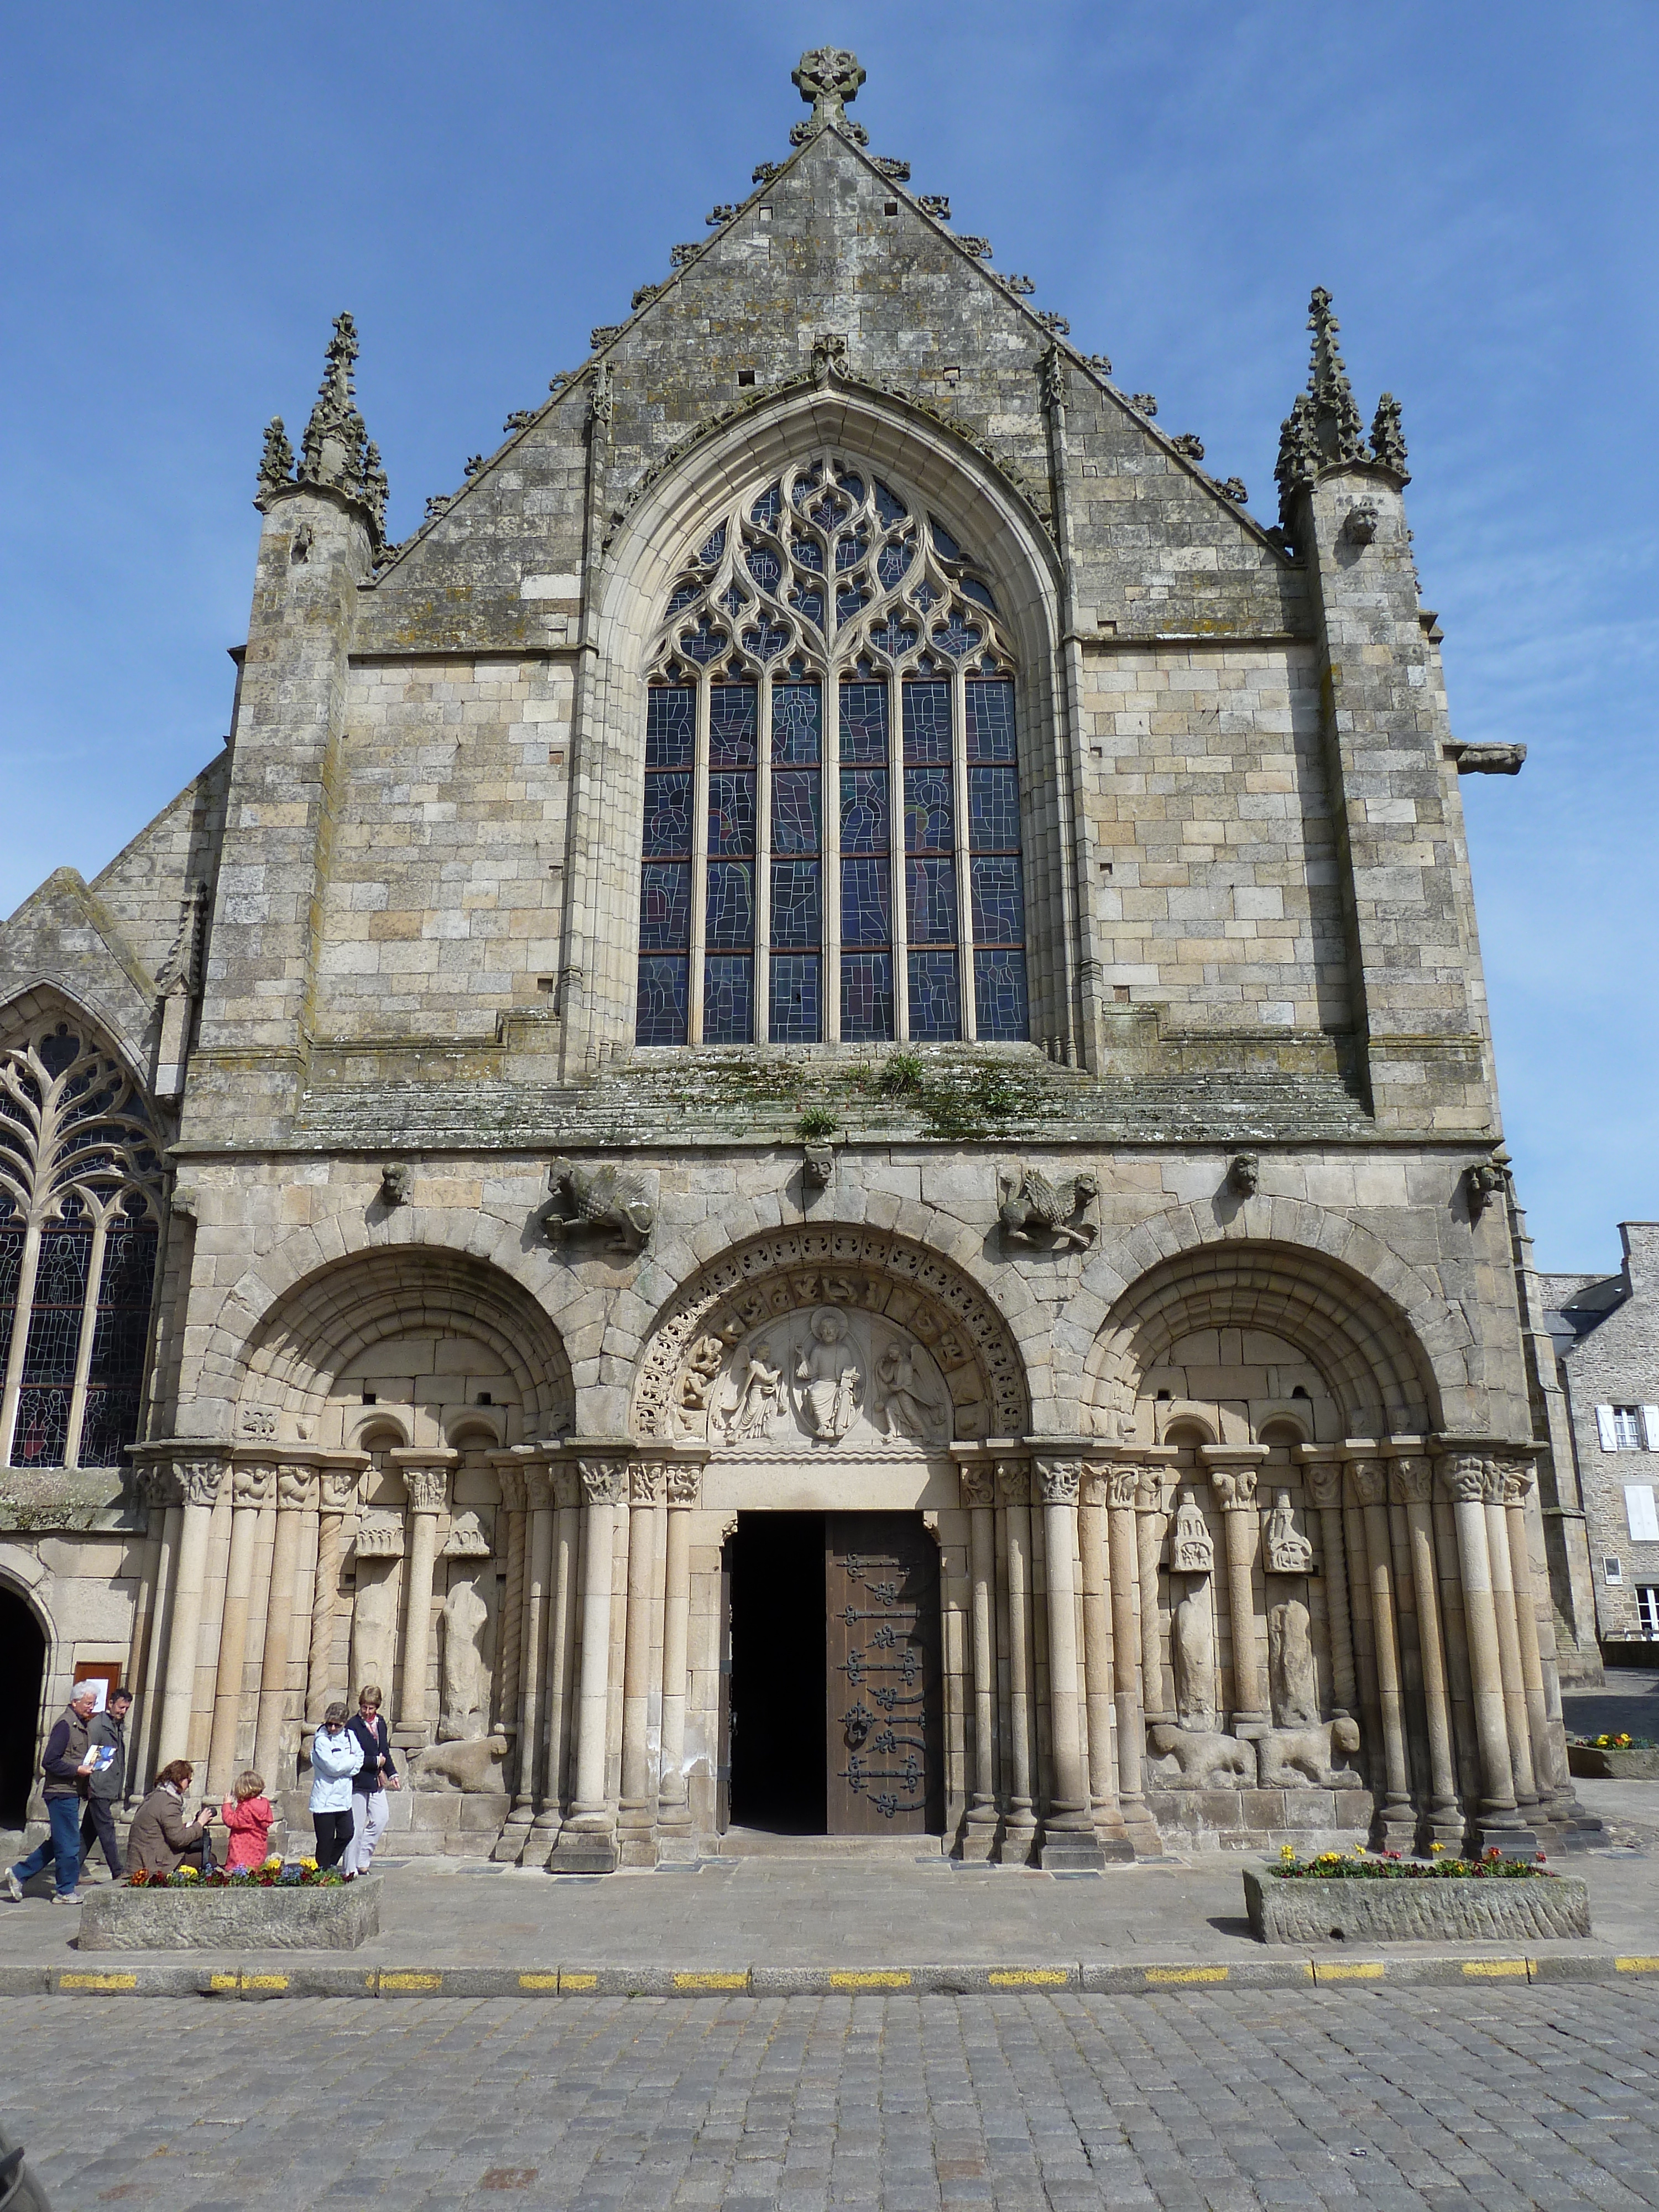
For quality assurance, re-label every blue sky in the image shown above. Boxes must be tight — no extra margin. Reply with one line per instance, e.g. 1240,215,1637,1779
2,2,1654,1272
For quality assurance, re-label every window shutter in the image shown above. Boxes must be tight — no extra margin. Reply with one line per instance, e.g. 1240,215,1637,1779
1643,1407,1659,1450
1597,1405,1619,1451
1625,1485,1659,1543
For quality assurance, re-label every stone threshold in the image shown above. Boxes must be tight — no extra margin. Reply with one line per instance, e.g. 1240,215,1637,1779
4,1952,1651,2000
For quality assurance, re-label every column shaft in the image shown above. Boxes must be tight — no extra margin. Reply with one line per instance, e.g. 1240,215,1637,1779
252,1467,310,1788
999,1466,1037,1859
516,1480,555,1807
1354,1467,1413,1834
1037,1463,1098,1864
564,1460,625,1861
1077,1483,1121,1834
618,1474,663,1860
1484,1487,1540,1812
206,1465,270,1798
1442,1455,1528,1839
1135,1475,1167,1720
1394,1459,1459,1834
1503,1468,1558,1806
158,1463,225,1771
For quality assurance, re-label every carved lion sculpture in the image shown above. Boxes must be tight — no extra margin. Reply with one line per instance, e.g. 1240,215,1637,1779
1255,1716,1363,1790
408,1732,509,1793
997,1165,1098,1250
1145,1722,1258,1788
544,1158,655,1254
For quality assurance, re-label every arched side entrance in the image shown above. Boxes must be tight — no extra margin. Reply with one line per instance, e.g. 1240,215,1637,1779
0,1580,48,1829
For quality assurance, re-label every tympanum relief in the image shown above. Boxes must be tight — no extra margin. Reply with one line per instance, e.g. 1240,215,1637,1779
680,1305,953,1454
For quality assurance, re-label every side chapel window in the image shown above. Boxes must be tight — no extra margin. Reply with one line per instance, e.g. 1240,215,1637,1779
0,1018,163,1469
635,456,1028,1047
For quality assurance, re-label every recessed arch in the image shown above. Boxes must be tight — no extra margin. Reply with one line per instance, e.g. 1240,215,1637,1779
1087,1238,1442,1438
236,1246,575,1443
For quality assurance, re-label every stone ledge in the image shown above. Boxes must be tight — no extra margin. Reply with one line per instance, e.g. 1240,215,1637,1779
16,1949,1642,1998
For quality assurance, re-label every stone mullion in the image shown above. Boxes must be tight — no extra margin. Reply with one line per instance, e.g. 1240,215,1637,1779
951,662,975,1041
889,667,909,1041
62,1202,112,1470
0,1215,44,1464
755,668,773,1041
688,676,711,1045
824,670,842,1042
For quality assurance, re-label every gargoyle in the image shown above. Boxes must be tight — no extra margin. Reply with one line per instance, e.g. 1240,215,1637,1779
997,1164,1098,1251
543,1157,655,1254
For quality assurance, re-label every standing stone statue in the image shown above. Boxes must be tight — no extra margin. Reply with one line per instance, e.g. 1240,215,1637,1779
1262,1489,1314,1574
440,1576,492,1741
724,1340,785,1441
1171,1490,1214,1573
349,1572,398,1708
1171,1578,1217,1732
1267,1597,1319,1727
873,1340,946,1441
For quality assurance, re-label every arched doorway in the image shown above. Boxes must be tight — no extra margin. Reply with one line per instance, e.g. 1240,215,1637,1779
0,1585,46,1827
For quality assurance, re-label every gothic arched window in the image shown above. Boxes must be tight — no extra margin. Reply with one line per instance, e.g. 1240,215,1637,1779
0,1016,163,1470
636,456,1028,1047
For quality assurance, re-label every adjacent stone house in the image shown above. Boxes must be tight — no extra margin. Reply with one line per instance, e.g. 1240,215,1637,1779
1542,1224,1659,1655
0,51,1604,1866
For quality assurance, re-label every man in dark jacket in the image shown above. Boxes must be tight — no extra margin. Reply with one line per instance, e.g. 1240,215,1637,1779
79,1688,133,1880
3,1686,97,1903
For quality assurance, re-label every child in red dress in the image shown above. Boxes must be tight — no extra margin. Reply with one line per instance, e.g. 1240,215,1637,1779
221,1768,277,1871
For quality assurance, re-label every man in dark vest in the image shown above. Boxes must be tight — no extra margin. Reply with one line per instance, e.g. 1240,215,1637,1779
80,1687,134,1880
3,1684,98,1902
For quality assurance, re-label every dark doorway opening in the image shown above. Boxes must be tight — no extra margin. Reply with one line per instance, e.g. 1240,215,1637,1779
728,1512,827,1834
0,1587,46,1829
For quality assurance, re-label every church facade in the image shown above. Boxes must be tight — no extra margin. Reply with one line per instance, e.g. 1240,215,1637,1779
0,52,1603,1869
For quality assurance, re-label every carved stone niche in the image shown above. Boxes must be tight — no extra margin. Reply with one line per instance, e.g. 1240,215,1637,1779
997,1162,1098,1251
542,1157,656,1254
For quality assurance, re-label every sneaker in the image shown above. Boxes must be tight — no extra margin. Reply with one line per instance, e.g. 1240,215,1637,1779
2,1868,22,1903
50,1892,79,1905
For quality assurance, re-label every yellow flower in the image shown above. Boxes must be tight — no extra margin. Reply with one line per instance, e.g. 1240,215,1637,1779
1429,1841,1446,1855
1280,1844,1297,1862
178,1865,199,1882
300,1857,319,1872
263,1854,283,1869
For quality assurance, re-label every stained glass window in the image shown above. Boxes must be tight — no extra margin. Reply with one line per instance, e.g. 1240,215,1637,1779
637,455,1027,1046
1,1017,162,1469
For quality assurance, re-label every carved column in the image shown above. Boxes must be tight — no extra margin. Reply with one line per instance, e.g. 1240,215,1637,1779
491,1464,529,1853
1483,1458,1541,1819
393,1452,455,1744
306,1463,358,1726
558,1458,625,1867
1501,1460,1559,1808
132,1463,182,1794
1105,1464,1154,1846
1349,1454,1415,1844
959,1462,1000,1860
1077,1464,1128,1852
656,1464,701,1857
1035,1460,1106,1868
252,1462,315,1789
1135,1469,1169,1721
536,1465,582,1849
1300,1453,1357,1716
157,1454,227,1770
1390,1453,1460,1841
618,1463,665,1864
996,1458,1038,1863
1439,1452,1533,1848
510,1467,555,1839
206,1458,273,1797
1205,1451,1267,1730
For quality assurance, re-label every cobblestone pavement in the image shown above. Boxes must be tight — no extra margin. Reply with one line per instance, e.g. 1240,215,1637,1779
4,1984,1658,2210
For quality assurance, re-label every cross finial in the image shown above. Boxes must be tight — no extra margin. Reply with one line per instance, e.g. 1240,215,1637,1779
792,46,865,131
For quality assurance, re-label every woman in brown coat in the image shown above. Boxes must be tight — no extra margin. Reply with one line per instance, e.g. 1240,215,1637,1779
126,1761,215,1877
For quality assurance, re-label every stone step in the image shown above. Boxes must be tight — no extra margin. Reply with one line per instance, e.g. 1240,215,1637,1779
711,1825,946,1862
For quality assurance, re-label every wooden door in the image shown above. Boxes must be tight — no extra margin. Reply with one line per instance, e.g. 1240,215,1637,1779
825,1514,943,1834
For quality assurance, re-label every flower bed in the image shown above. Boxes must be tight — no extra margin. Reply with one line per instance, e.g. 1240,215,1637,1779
78,1869,379,1952
1245,1848,1590,1945
1567,1734,1659,1780
125,1855,341,1891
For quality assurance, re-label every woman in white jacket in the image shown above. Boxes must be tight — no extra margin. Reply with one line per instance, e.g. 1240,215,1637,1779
310,1702,364,1872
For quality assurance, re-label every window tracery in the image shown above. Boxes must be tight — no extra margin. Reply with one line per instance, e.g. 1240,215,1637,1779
636,453,1029,1047
0,1016,163,1469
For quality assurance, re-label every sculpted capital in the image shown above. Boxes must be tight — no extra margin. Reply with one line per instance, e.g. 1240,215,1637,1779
958,1464,995,1509
1389,1456,1433,1506
630,1462,667,1505
1437,1452,1489,1506
1036,1458,1080,1506
403,1464,451,1516
319,1466,360,1515
1105,1465,1141,1512
276,1463,317,1511
665,1465,702,1507
176,1455,227,1511
1347,1458,1387,1508
579,1459,627,1507
994,1458,1030,1506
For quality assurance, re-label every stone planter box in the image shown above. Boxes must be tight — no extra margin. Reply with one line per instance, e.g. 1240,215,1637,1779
1567,1742,1659,1780
1244,1866,1590,1946
77,1875,379,1952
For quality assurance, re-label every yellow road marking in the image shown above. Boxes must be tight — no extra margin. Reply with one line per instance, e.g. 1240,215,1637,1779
560,1973,598,1990
1315,1961,1385,1981
59,1973,137,1991
518,1974,560,1991
1145,1965,1228,1984
673,1972,748,1991
1461,1959,1528,1978
988,1969,1070,1987
209,1973,239,1991
1615,1957,1659,1973
380,1971,442,1992
830,1971,911,1990
244,1974,289,1991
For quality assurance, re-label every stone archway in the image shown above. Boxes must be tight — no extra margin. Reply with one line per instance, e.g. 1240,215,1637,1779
632,1224,1029,1448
